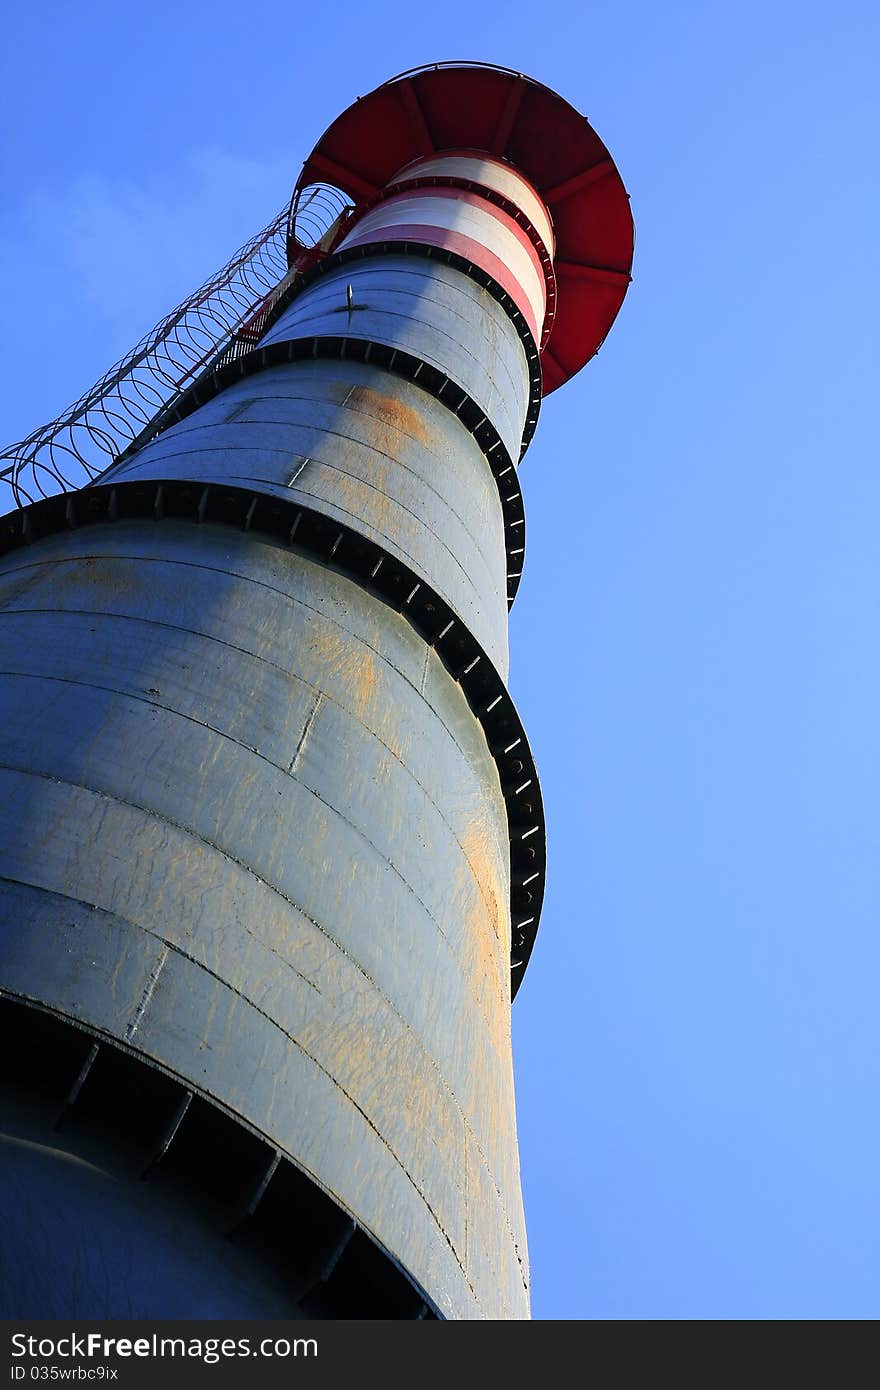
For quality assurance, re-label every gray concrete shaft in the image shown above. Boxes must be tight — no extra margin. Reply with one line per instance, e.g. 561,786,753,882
102,357,511,676
259,256,532,468
0,516,529,1317
0,244,538,1318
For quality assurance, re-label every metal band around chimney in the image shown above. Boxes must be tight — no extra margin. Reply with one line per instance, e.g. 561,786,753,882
0,479,547,988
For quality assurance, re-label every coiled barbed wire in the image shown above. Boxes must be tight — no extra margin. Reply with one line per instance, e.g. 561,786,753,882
0,181,353,511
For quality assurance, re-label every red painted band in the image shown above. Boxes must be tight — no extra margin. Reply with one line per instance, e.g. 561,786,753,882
340,223,543,345
348,186,549,294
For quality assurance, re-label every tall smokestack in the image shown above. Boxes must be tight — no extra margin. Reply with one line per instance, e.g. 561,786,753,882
0,62,632,1319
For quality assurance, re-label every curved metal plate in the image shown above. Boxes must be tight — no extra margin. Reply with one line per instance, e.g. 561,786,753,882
0,522,529,1319
259,256,531,467
101,359,511,676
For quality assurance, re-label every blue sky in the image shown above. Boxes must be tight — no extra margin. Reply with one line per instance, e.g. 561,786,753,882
2,1,878,1319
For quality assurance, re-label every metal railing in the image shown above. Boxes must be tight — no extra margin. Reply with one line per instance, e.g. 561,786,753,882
0,181,353,510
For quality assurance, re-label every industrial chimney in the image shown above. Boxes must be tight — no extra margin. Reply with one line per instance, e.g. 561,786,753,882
0,62,632,1319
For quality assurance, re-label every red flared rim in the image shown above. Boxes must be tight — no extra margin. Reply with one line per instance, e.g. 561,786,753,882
295,61,634,394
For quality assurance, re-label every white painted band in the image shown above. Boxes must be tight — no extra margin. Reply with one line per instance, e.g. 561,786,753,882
339,193,547,333
390,154,555,257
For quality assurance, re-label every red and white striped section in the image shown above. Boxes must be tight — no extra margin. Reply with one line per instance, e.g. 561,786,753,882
337,154,555,349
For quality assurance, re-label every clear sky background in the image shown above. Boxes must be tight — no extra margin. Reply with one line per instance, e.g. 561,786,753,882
1,1,878,1320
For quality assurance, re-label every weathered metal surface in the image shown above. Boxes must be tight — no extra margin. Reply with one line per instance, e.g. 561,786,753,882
258,255,532,469
0,520,529,1319
116,250,540,549
99,359,511,676
0,480,546,987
